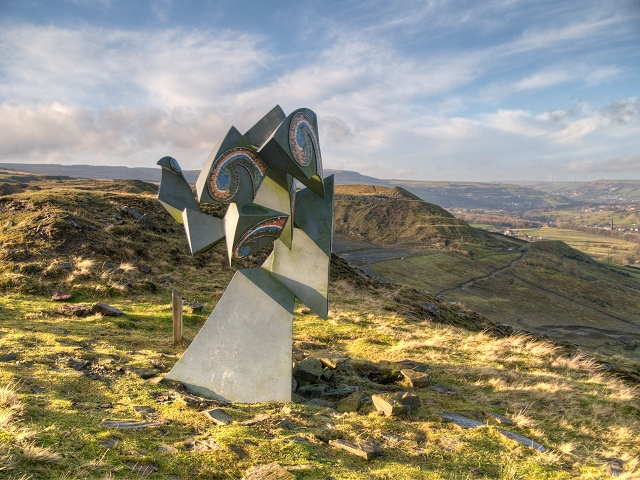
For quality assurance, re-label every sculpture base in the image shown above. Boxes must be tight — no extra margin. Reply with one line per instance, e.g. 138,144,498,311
165,268,294,403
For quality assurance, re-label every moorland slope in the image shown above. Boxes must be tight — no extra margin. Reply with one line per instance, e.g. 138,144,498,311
0,176,638,479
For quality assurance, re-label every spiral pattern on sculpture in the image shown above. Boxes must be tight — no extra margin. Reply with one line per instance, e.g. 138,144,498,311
232,216,289,259
289,112,321,167
208,148,268,202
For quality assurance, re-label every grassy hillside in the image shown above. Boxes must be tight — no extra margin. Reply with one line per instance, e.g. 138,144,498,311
334,185,512,248
370,240,640,360
0,178,639,479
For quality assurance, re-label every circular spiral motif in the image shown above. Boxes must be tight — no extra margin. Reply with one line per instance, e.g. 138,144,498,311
232,216,288,259
169,157,182,173
208,148,268,202
288,112,321,167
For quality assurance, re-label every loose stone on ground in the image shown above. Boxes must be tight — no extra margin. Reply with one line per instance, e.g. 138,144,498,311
56,304,89,317
293,357,324,382
92,302,124,316
241,414,270,426
496,429,546,452
309,350,348,369
201,408,231,425
329,439,382,460
438,412,484,429
372,392,421,416
0,352,17,362
336,390,362,413
51,291,71,301
401,368,430,388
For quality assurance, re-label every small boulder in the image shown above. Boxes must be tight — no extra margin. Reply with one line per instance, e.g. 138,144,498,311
401,368,430,388
240,414,270,426
329,439,381,460
51,291,71,301
420,302,440,316
309,351,348,369
184,437,222,452
138,265,152,274
183,302,204,314
293,357,324,382
92,303,124,316
158,444,178,454
336,390,362,413
372,392,421,417
297,384,328,398
322,386,359,400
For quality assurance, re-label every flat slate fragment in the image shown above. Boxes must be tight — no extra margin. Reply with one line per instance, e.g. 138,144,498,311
483,410,515,426
242,462,295,480
201,408,231,425
322,385,358,399
240,414,270,425
329,439,382,460
497,429,546,452
439,412,484,429
0,352,17,362
127,368,159,379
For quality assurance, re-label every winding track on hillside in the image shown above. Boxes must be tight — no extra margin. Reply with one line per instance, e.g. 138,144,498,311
437,250,640,330
436,249,527,298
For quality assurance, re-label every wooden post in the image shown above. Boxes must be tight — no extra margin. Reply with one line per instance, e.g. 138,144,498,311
172,289,183,345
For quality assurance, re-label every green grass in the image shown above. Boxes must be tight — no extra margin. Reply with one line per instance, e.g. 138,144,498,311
516,228,640,265
370,248,522,294
1,287,639,479
370,244,640,360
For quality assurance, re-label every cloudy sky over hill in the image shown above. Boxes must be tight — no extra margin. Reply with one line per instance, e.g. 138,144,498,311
1,0,639,181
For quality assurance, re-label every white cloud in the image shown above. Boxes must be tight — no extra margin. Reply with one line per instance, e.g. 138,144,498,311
0,25,271,109
513,70,574,91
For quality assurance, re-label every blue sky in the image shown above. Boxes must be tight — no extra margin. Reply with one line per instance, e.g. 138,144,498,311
1,0,639,181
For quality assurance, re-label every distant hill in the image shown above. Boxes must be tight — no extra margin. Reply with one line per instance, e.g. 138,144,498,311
333,184,515,247
5,163,639,211
0,163,385,189
522,179,640,203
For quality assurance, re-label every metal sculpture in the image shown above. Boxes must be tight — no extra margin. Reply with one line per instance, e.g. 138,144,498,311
156,106,334,403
